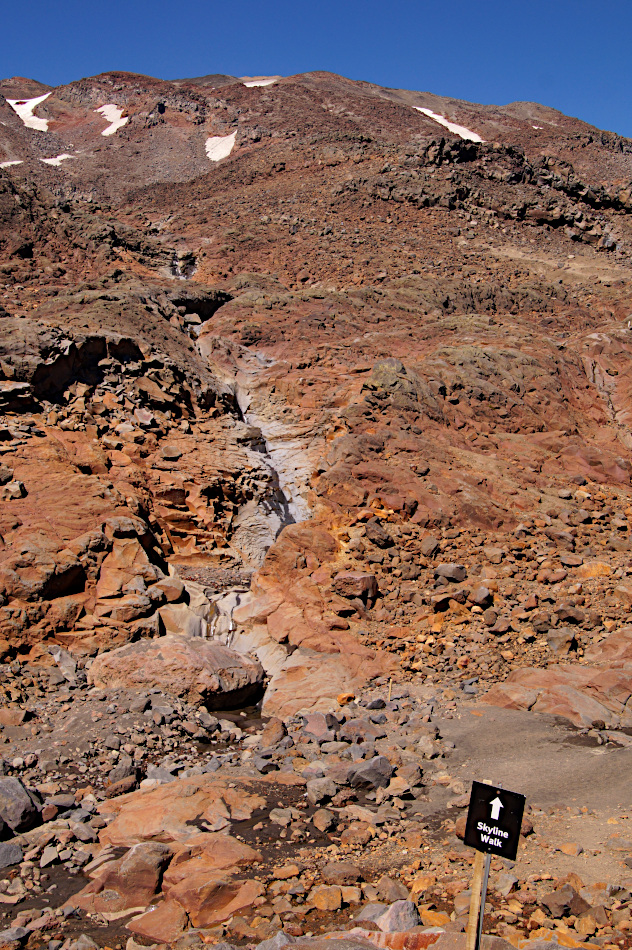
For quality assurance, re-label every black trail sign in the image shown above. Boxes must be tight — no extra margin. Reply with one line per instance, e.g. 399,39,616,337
464,781,526,861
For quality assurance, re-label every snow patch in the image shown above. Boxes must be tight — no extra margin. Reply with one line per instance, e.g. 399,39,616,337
243,78,277,87
6,93,51,132
95,104,129,136
40,153,74,167
415,107,483,143
205,131,237,162
0,160,23,168
532,125,544,130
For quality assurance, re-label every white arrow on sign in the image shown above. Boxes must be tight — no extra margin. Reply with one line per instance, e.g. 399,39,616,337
490,796,504,821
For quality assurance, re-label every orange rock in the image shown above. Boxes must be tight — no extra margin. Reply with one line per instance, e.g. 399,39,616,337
127,899,188,943
420,910,451,927
576,561,612,579
99,775,266,846
163,833,260,881
575,916,597,935
0,709,27,726
310,884,342,910
409,872,437,899
95,537,157,599
559,842,582,856
272,864,300,880
337,691,356,705
71,841,172,914
163,873,264,927
262,644,392,717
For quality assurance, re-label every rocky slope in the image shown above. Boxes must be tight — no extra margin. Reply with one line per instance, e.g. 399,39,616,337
1,68,632,950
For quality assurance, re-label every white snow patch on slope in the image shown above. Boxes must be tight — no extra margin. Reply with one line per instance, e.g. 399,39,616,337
205,131,237,162
243,78,277,87
415,107,483,143
6,93,51,132
40,153,74,167
0,160,23,168
532,125,543,130
95,104,129,136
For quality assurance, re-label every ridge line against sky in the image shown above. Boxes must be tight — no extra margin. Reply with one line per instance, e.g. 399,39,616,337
3,0,632,138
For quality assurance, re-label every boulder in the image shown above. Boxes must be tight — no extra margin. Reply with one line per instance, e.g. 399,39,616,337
162,873,264,927
340,717,386,743
420,535,440,558
306,778,337,805
71,841,173,913
541,884,590,918
258,935,296,950
333,572,378,604
0,541,84,602
150,576,185,603
98,776,267,847
485,626,632,726
349,755,393,789
468,586,493,607
322,861,362,885
435,563,467,583
302,712,339,743
373,899,421,932
127,900,188,944
259,716,287,747
87,635,264,708
0,777,40,832
0,481,26,501
158,602,208,638
95,537,160,599
0,842,23,869
262,647,390,718
365,520,394,548
547,627,577,655
376,876,410,902
335,931,515,950
0,928,30,950
310,884,342,911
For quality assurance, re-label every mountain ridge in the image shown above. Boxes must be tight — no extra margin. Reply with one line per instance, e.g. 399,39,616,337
1,65,632,948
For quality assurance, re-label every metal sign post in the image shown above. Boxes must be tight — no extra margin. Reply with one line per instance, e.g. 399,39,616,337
476,851,492,950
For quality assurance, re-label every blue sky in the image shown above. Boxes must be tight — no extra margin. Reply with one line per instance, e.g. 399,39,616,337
4,0,632,137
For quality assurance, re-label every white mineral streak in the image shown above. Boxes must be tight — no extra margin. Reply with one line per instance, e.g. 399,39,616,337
40,153,74,166
6,93,51,131
415,106,484,143
95,104,129,136
236,387,311,526
205,130,237,162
